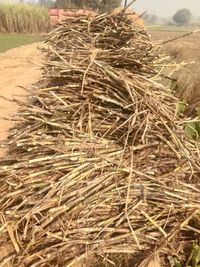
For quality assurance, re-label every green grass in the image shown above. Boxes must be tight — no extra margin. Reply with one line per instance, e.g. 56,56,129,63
170,244,200,267
0,34,43,53
148,25,199,32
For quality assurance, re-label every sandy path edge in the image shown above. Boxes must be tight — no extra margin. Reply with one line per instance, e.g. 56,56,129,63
0,43,43,157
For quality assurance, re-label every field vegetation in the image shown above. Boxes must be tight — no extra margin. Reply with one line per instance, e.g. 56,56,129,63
151,29,200,140
149,25,199,32
0,34,43,53
0,3,49,33
55,0,121,12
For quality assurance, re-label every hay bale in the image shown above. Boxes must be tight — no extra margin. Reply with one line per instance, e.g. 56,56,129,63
0,11,199,267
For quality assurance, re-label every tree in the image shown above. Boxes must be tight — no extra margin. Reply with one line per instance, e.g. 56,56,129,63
55,0,121,12
56,0,99,9
99,0,121,13
173,8,192,26
142,13,159,24
39,0,54,6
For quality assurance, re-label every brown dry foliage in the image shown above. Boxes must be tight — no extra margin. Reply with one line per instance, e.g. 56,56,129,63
0,16,199,267
165,38,200,115
151,30,200,116
111,7,144,27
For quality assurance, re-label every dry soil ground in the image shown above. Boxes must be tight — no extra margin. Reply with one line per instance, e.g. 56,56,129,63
0,42,42,266
151,30,200,66
0,43,42,156
151,30,200,63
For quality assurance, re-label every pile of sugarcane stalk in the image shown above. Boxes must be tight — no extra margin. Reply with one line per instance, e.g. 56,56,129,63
0,10,200,267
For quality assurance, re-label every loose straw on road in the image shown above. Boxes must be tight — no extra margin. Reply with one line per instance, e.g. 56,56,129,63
0,9,199,267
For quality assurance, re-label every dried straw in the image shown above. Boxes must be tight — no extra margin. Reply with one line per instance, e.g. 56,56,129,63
0,11,199,267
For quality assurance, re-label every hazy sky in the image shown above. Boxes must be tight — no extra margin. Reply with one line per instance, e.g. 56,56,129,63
124,0,200,17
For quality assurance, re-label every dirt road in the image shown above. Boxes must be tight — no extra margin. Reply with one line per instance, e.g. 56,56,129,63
0,43,42,156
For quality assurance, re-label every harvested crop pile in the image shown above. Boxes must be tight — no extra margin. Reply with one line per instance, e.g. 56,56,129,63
0,10,200,267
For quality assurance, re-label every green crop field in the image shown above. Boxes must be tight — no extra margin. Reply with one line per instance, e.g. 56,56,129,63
0,34,43,53
148,25,199,32
0,3,49,33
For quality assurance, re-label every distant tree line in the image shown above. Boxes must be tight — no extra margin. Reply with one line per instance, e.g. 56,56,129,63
39,0,55,7
143,8,193,26
173,8,192,25
39,0,122,12
39,1,194,26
